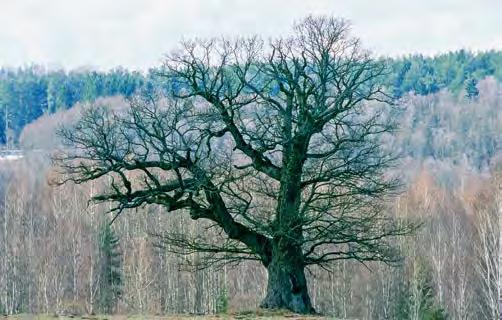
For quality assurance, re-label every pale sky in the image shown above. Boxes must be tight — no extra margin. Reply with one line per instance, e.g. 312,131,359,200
1,0,501,71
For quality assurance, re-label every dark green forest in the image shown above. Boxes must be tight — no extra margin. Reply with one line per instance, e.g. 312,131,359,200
2,50,502,142
0,67,144,145
387,50,502,97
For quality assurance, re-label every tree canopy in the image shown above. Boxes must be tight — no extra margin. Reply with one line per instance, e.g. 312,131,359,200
55,16,418,313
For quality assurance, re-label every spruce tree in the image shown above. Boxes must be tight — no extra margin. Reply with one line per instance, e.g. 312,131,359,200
98,220,123,314
395,259,448,320
465,77,479,99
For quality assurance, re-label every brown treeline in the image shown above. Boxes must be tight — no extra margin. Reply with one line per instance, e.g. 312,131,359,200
0,153,500,318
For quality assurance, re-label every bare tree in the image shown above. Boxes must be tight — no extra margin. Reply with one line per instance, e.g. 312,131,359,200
473,172,502,319
54,16,415,313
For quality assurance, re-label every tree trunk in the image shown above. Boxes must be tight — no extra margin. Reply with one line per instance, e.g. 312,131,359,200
260,135,314,314
260,246,314,314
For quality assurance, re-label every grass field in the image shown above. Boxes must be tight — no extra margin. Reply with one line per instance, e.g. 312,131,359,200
1,310,333,320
